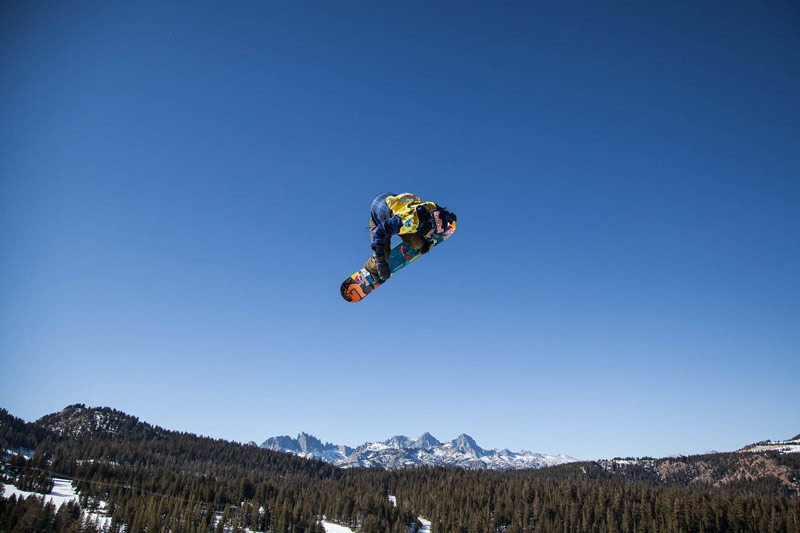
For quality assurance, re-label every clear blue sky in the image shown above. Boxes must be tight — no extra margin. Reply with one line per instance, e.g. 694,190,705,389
2,1,798,460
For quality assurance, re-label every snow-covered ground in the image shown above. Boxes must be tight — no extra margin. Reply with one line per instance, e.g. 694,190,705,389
321,520,355,533
741,439,800,454
4,448,34,461
2,478,273,533
2,479,430,533
321,517,429,533
2,478,78,509
319,496,428,533
1,478,112,529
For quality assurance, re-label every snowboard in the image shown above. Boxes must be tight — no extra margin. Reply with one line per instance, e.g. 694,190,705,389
340,221,456,302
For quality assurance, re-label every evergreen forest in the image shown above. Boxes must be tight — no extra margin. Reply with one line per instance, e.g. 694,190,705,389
1,406,798,532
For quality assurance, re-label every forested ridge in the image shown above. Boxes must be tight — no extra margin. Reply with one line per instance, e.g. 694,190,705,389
2,405,798,532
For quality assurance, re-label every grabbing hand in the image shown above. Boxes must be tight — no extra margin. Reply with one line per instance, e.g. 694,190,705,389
375,255,391,283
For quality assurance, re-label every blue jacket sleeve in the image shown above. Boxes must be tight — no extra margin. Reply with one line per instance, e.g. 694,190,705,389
371,215,403,256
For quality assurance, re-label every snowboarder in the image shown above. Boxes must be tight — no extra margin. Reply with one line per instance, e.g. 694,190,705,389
365,192,457,283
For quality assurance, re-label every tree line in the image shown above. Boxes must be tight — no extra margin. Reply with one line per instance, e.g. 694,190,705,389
1,406,798,532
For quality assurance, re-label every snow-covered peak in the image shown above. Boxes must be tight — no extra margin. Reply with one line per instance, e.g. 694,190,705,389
379,432,441,450
261,433,354,462
383,435,414,448
450,434,484,457
259,431,577,471
297,432,326,454
412,432,441,449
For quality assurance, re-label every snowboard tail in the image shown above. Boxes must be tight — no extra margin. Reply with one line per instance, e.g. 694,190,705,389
340,269,379,303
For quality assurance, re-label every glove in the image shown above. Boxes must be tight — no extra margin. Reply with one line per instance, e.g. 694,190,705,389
418,240,430,254
375,255,391,282
438,206,456,225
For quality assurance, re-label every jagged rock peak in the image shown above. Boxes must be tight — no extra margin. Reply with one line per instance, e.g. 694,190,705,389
383,435,413,448
451,434,485,456
258,430,579,471
297,432,325,453
261,435,300,452
413,432,441,449
261,433,353,457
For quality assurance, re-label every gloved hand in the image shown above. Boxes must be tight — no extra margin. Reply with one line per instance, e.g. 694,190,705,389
375,255,391,282
437,206,456,225
418,240,430,254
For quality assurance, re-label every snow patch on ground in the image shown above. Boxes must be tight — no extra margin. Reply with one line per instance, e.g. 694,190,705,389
2,478,436,533
318,496,425,533
321,520,355,533
1,478,111,529
3,448,34,460
742,440,800,454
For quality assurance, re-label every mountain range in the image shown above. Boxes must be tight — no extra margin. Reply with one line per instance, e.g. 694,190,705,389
258,431,578,470
3,405,799,532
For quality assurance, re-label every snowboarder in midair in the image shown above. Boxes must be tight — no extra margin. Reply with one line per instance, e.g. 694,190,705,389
366,192,457,283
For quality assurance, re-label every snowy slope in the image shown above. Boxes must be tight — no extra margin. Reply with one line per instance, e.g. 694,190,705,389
1,478,112,529
739,437,800,454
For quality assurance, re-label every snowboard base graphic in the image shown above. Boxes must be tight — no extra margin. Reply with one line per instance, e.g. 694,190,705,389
340,222,455,302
